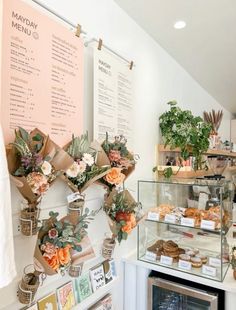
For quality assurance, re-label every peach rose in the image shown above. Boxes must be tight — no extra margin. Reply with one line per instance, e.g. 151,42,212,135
122,222,133,234
43,253,59,270
26,172,49,195
57,245,71,266
121,213,136,234
104,168,125,185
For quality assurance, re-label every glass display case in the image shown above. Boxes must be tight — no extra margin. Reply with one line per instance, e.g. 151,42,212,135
137,179,234,282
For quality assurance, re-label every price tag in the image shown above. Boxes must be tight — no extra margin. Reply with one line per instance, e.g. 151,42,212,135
181,217,195,227
200,220,215,230
160,255,173,266
164,214,176,224
178,260,192,271
147,212,160,221
67,192,84,203
202,265,217,277
145,251,157,262
209,257,221,268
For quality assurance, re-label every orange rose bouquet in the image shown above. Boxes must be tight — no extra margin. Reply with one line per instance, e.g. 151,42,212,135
34,209,95,275
103,189,144,244
99,133,137,191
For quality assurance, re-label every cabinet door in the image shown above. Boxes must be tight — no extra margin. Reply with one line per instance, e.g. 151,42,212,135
148,277,218,310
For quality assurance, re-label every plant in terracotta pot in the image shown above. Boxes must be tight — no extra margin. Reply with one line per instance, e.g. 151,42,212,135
157,101,212,177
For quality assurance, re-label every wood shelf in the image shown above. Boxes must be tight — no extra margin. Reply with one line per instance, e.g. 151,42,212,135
156,144,236,178
158,144,236,158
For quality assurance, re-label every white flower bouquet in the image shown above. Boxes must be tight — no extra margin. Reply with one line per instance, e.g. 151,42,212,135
63,133,110,195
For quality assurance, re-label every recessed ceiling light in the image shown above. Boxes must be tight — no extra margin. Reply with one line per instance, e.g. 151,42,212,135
174,21,186,29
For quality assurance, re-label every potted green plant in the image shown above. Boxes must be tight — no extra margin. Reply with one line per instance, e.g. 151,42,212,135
156,101,212,177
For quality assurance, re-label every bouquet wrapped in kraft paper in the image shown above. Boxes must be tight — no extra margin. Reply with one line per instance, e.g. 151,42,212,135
6,128,74,236
97,133,138,192
6,127,74,204
103,189,145,244
34,210,96,276
62,133,111,212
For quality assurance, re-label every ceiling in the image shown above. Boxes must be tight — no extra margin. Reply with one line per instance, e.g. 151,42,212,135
115,0,236,114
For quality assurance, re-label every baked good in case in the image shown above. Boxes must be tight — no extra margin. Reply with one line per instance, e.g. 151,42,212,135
191,257,202,268
179,254,190,261
196,254,207,264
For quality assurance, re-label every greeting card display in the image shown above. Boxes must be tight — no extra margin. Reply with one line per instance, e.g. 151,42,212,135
37,293,57,310
57,281,75,310
90,264,106,292
88,294,113,310
75,272,93,302
102,259,116,284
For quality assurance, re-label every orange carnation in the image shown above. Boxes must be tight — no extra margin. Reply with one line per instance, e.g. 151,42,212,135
57,245,71,266
104,168,125,185
43,253,59,271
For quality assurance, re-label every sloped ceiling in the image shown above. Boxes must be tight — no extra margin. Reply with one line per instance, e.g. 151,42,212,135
115,0,236,114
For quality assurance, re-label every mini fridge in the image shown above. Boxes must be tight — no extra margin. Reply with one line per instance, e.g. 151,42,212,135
148,272,224,310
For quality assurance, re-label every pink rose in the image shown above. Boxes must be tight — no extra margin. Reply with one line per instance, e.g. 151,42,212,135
108,150,121,163
48,228,58,239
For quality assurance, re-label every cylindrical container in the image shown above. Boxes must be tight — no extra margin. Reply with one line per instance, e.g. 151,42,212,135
68,263,83,278
20,204,40,236
102,237,116,259
18,265,40,304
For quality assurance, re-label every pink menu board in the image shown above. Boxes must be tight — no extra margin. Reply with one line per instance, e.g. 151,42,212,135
0,0,83,145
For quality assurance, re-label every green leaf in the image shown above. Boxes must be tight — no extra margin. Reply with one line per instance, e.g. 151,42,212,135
32,133,42,141
19,127,30,142
122,232,128,240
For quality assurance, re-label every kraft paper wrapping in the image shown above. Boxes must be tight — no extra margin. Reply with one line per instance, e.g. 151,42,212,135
34,215,94,275
104,189,145,237
62,140,111,194
6,128,74,204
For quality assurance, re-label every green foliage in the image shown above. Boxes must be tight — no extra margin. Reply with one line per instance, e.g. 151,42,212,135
39,209,97,251
159,101,212,171
67,132,94,159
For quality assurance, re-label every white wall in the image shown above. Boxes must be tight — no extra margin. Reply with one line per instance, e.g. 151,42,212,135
0,0,233,309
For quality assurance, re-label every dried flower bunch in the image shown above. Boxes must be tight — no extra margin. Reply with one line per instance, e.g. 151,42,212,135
10,128,57,199
101,133,136,189
38,209,96,273
104,190,142,244
203,109,223,135
64,132,110,193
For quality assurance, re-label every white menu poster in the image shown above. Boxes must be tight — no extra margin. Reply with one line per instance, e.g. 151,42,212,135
0,0,83,145
93,48,133,147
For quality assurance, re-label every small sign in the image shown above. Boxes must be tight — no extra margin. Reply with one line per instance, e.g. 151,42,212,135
181,217,195,227
160,255,173,266
198,193,209,210
209,257,221,268
202,265,217,277
67,192,84,203
147,212,160,221
145,251,157,262
164,214,176,224
200,220,215,230
178,260,192,271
